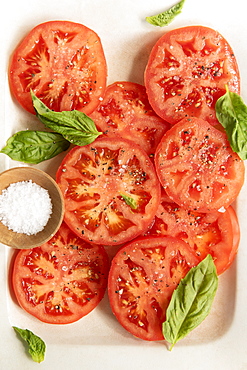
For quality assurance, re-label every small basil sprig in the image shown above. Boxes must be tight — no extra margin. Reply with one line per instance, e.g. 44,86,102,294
31,91,102,146
146,0,186,27
120,193,138,209
1,130,70,164
215,86,247,160
163,254,218,350
13,327,46,363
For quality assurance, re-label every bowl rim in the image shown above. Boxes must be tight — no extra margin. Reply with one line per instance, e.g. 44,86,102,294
0,166,64,249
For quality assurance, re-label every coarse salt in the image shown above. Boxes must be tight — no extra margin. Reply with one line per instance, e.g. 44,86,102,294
0,180,52,235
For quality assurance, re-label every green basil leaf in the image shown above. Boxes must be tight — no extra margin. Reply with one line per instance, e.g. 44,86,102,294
13,327,46,363
31,91,102,146
1,130,70,164
146,0,186,27
120,193,138,209
215,86,247,160
162,254,218,350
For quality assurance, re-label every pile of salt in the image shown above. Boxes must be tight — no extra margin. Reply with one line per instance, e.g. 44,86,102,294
0,180,52,235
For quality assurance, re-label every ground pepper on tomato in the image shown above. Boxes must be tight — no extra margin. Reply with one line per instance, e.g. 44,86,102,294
145,25,240,125
9,21,107,115
144,189,240,275
56,137,161,246
108,236,200,341
12,222,109,324
89,81,170,158
155,117,244,212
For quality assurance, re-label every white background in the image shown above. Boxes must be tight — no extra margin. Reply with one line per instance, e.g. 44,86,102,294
0,1,247,369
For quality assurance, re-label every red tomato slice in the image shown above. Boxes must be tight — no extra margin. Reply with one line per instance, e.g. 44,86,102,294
89,81,170,157
56,137,161,246
9,21,107,114
145,190,240,275
226,205,240,266
108,236,200,341
155,117,244,212
12,222,109,324
145,26,240,125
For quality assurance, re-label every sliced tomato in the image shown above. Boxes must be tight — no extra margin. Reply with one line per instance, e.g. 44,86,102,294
145,26,240,125
89,81,170,157
12,222,109,324
155,117,244,212
108,235,200,341
145,190,240,274
56,137,161,246
9,20,107,114
226,205,240,266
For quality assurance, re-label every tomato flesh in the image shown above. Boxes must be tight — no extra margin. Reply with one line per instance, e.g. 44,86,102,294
89,81,170,157
108,236,200,341
155,117,244,212
12,222,108,324
145,190,240,274
145,26,240,125
9,21,107,114
56,137,161,245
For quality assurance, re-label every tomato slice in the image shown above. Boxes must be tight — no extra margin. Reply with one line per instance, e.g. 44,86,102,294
9,21,107,114
155,117,244,212
12,222,109,324
89,81,170,157
145,190,240,275
56,137,161,245
145,26,240,125
227,205,240,266
108,236,200,341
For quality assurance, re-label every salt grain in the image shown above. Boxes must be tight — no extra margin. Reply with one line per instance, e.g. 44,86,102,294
0,180,52,235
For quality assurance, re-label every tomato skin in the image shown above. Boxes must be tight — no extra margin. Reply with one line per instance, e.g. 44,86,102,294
56,136,161,246
12,222,109,324
108,235,200,341
9,21,107,114
226,205,240,269
89,81,170,157
155,117,245,212
145,26,240,125
145,190,240,275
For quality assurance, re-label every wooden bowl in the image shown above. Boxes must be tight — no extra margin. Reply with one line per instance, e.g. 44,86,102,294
0,167,64,249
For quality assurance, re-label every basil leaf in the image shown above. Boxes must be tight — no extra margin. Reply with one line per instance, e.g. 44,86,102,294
162,254,218,350
215,86,247,160
31,91,102,146
1,130,70,164
13,327,46,363
120,193,138,209
146,0,186,27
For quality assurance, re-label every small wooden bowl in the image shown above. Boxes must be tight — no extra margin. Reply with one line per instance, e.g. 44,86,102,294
0,167,64,249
